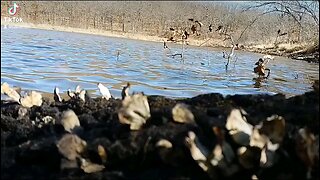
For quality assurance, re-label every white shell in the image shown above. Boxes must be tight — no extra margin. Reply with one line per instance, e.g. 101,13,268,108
118,93,150,130
61,110,81,133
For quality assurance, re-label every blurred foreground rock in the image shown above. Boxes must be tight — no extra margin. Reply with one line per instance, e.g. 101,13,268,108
1,87,319,179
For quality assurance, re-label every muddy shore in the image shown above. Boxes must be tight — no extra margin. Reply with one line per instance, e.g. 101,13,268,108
1,83,319,179
1,22,319,63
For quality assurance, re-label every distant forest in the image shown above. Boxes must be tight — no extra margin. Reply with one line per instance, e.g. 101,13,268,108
1,1,319,46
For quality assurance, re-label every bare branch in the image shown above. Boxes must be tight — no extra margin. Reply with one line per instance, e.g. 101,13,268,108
237,10,279,42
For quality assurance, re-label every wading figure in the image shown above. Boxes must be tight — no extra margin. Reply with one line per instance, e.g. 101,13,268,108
254,55,272,78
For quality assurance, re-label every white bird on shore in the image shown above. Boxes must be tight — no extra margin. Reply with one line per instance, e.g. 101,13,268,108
79,89,86,102
97,83,111,100
54,87,62,102
75,85,81,94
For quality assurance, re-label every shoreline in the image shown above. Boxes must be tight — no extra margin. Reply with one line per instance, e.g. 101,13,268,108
1,21,319,63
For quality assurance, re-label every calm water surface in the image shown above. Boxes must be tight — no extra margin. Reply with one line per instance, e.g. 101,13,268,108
1,26,319,99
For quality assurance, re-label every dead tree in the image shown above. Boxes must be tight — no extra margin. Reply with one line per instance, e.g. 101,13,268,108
239,1,319,44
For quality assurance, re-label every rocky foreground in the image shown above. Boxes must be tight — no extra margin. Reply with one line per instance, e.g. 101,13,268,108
1,85,319,180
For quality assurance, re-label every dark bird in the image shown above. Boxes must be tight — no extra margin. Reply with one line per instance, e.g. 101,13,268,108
164,41,168,49
170,27,175,31
168,37,174,42
216,25,223,32
279,32,287,36
188,18,194,22
195,20,203,27
183,30,190,39
54,87,62,102
209,24,213,32
255,58,264,66
191,25,197,34
121,82,131,100
277,29,281,35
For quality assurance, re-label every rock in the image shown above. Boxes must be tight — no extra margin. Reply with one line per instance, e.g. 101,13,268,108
156,139,173,149
260,141,280,167
118,93,151,130
20,91,43,108
237,146,261,169
248,115,285,168
260,115,286,144
249,128,269,149
61,110,81,133
1,82,21,103
80,158,105,173
97,145,107,163
56,134,87,161
209,142,238,177
172,103,195,124
17,107,28,119
185,131,209,171
0,87,318,179
295,127,319,179
60,158,78,170
225,109,253,146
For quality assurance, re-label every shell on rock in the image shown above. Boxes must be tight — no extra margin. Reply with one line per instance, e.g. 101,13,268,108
172,103,195,124
56,134,87,161
185,131,209,171
80,158,105,173
1,82,21,103
97,145,107,163
156,139,173,149
225,109,253,146
260,115,285,144
118,93,151,130
61,110,81,133
19,91,42,108
295,127,319,179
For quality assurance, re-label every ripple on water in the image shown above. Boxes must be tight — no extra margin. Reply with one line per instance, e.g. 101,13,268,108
1,27,319,98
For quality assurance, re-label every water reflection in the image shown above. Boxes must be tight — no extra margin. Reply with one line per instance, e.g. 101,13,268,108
1,26,319,98
253,77,265,88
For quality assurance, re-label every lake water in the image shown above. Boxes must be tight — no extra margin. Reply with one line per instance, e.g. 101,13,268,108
1,26,319,99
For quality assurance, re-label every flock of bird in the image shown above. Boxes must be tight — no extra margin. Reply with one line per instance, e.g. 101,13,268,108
167,19,226,42
165,24,273,78
165,17,277,77
53,82,131,103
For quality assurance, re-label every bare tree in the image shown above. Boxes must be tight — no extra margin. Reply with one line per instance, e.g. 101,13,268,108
240,1,319,44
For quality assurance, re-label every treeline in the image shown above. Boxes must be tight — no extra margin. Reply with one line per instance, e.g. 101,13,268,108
1,1,319,46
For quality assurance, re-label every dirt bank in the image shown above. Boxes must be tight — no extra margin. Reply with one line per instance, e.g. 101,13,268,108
2,22,318,63
1,83,319,179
